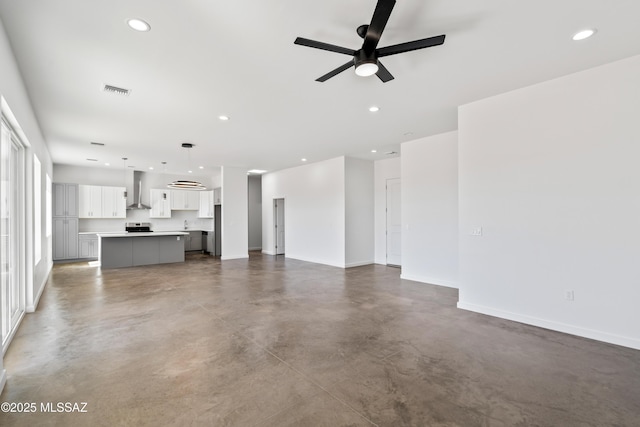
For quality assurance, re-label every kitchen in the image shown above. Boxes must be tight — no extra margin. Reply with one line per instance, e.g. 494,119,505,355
52,164,240,267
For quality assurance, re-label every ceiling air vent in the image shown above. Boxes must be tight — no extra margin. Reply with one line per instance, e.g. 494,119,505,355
90,141,105,146
103,84,131,96
385,151,398,155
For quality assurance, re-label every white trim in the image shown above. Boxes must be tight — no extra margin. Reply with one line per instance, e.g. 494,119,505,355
261,249,276,256
400,273,459,289
285,253,344,269
220,254,250,260
2,311,24,355
457,301,640,351
345,260,374,268
0,368,6,394
26,262,51,312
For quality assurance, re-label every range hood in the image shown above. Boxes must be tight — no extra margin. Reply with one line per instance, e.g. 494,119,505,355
127,171,151,210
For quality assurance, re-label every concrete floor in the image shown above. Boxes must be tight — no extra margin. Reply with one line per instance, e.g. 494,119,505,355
1,252,639,426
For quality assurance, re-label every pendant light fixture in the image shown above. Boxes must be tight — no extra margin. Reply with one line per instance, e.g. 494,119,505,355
161,161,168,199
122,157,128,199
168,143,207,190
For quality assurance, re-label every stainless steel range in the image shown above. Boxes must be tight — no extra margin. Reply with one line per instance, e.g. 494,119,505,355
125,222,152,233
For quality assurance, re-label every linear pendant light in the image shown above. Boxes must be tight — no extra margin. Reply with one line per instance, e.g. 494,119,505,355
168,143,207,190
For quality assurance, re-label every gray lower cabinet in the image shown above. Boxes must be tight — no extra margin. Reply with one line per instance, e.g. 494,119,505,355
100,235,185,268
190,231,202,251
184,231,203,251
79,234,99,259
53,217,79,260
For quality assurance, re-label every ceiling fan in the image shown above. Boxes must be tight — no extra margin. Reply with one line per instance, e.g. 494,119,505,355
294,0,446,83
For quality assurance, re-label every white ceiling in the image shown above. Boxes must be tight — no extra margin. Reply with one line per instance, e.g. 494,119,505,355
1,0,639,176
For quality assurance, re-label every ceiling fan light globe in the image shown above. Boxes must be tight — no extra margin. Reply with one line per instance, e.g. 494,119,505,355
355,62,379,77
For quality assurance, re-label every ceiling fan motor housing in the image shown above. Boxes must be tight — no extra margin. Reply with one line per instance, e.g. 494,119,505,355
354,49,378,76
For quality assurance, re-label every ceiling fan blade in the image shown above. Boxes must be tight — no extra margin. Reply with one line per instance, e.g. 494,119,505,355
362,0,396,54
377,34,446,57
316,60,354,82
294,37,355,56
375,61,394,83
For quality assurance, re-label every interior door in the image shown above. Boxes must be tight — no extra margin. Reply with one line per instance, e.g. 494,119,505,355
274,198,285,255
386,178,401,266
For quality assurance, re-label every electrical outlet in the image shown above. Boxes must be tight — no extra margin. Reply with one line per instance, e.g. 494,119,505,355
471,227,483,236
565,290,574,301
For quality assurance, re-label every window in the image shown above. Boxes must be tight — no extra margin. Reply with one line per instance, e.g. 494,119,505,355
46,173,52,237
34,154,41,264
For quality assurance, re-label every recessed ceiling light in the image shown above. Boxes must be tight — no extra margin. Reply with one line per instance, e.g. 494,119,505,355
369,106,380,112
248,169,267,174
371,149,377,153
301,158,307,162
104,163,110,166
127,18,151,32
572,29,596,41
149,166,154,170
188,170,193,174
199,166,204,169
219,115,230,121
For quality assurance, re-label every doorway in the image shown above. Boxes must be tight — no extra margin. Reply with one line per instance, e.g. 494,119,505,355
274,198,285,255
386,178,401,267
214,205,221,256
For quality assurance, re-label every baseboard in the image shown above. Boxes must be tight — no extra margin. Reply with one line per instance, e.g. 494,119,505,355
345,260,374,268
262,250,276,255
285,253,344,269
457,301,640,351
0,368,6,394
221,254,250,260
400,273,459,289
27,262,52,312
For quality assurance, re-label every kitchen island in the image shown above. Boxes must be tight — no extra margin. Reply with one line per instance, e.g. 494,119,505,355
98,231,189,268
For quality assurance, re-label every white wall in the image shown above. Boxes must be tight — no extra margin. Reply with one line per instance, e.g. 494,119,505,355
345,157,374,267
401,132,459,288
0,18,55,389
0,23,53,309
374,157,400,264
262,157,345,267
248,175,262,250
221,166,248,259
458,54,640,350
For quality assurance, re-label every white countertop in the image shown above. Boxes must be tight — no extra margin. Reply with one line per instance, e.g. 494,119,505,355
96,231,189,238
81,229,213,235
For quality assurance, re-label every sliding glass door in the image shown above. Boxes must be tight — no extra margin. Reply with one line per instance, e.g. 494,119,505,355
1,117,25,352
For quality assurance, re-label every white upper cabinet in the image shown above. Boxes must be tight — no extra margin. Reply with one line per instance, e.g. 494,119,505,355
102,186,126,218
170,189,199,210
79,185,126,218
79,185,102,218
198,191,214,218
150,189,171,218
